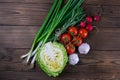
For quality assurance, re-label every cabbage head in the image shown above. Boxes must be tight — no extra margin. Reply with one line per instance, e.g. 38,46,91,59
36,42,68,77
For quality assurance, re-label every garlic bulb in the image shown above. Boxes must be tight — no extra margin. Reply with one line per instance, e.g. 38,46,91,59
78,43,90,54
69,53,79,65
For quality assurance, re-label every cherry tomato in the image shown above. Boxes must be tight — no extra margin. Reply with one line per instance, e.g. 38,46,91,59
65,43,75,55
68,26,78,36
72,36,83,46
78,28,88,39
61,33,72,44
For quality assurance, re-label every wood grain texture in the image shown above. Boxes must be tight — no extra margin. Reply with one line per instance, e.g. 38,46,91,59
0,3,119,26
1,26,120,50
0,0,120,5
0,48,120,80
0,0,120,80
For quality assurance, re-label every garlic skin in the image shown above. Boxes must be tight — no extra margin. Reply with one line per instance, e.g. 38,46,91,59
69,53,79,65
78,43,90,54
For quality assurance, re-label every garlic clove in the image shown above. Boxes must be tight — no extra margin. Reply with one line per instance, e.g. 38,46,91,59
78,43,90,54
69,53,79,65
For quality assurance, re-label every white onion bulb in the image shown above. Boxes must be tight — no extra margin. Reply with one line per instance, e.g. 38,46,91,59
69,53,79,65
78,43,90,54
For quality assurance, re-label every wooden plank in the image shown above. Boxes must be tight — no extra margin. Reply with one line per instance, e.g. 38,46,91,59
0,26,37,48
84,5,120,17
0,26,120,50
0,48,120,71
0,70,120,80
0,48,120,80
0,0,119,5
0,3,119,26
86,27,120,50
0,0,54,4
84,0,120,5
0,3,50,26
0,71,54,80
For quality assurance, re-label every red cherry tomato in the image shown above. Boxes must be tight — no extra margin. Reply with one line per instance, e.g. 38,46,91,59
61,33,72,44
72,36,83,46
68,26,78,36
65,43,75,55
78,28,88,39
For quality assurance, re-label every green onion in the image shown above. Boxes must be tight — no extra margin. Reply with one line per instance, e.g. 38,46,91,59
21,0,85,68
26,0,63,63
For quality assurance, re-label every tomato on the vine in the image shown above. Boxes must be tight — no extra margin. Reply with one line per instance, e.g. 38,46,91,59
78,28,88,39
68,26,78,36
60,33,72,44
65,43,75,55
72,36,82,46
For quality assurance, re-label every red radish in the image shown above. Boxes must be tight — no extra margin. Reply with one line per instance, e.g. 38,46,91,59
80,21,86,27
86,24,93,31
93,15,100,22
86,16,93,22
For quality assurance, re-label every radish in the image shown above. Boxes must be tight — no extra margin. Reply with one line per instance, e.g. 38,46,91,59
80,21,86,27
86,24,93,31
86,16,93,22
93,15,100,22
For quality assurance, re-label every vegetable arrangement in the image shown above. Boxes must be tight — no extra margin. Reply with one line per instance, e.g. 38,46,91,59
21,0,100,77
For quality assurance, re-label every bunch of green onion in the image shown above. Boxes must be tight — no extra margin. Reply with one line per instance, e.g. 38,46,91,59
21,0,86,68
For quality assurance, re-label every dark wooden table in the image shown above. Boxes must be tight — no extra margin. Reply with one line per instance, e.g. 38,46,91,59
0,0,120,80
